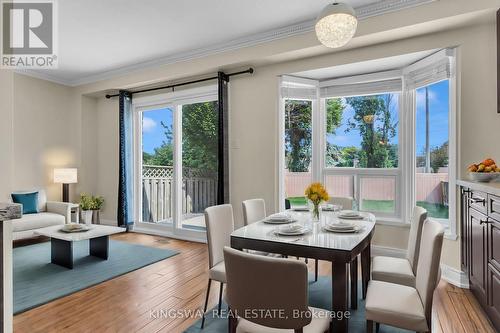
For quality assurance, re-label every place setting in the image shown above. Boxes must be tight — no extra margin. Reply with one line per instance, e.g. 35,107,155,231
273,223,311,236
322,219,364,233
262,213,297,224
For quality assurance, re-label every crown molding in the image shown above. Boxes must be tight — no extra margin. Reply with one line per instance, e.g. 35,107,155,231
20,0,436,87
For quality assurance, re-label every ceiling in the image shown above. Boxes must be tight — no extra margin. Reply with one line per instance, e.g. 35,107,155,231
293,49,438,80
27,0,435,85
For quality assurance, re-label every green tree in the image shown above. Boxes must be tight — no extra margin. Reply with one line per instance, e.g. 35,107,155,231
344,95,398,168
285,99,344,172
142,101,218,173
182,101,218,172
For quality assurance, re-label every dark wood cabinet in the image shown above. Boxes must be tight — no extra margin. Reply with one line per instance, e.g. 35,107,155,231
469,207,487,302
461,184,500,331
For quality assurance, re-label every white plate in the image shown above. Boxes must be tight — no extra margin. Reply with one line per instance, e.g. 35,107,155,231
263,218,296,224
325,222,354,229
275,226,311,236
323,225,363,233
337,212,364,219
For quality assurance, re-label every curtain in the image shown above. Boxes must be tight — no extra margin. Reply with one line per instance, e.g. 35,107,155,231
118,90,134,229
217,72,230,204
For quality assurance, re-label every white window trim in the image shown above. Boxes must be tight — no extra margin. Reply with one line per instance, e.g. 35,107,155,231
277,48,458,238
132,85,218,241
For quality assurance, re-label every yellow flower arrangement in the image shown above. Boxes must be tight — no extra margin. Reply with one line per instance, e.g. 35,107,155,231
305,182,329,220
305,182,329,205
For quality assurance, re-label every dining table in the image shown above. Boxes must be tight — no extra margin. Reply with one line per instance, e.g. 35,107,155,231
230,209,376,333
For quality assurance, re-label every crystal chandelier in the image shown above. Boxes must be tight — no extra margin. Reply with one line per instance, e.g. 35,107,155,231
315,2,358,48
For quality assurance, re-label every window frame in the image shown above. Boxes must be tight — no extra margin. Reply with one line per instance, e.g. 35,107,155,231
278,48,457,237
320,89,403,221
132,85,218,242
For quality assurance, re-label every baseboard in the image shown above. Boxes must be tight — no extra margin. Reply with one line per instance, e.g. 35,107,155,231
99,219,117,226
371,245,407,258
440,264,469,288
131,226,207,243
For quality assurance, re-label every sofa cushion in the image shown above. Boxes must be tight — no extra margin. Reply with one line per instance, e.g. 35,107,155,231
11,189,47,212
11,212,65,232
11,192,39,214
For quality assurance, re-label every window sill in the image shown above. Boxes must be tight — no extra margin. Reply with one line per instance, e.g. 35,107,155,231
374,217,457,240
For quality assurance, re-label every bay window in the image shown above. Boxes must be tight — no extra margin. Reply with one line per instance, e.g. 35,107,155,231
279,48,456,235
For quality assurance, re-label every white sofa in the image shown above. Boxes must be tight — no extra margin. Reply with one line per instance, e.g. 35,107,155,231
10,190,71,241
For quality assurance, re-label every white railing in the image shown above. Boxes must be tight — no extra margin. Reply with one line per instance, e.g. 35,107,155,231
142,165,217,223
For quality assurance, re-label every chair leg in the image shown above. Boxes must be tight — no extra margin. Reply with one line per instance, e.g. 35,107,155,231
228,306,237,333
218,282,224,315
201,279,212,329
366,320,374,333
350,256,358,309
376,322,380,333
314,259,318,282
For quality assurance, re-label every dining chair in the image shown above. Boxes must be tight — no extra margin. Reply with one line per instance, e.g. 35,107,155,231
328,196,354,210
201,204,235,329
371,206,427,287
223,246,331,333
242,198,266,225
365,219,444,332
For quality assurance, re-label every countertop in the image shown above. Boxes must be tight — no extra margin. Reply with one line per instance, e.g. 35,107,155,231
457,179,500,197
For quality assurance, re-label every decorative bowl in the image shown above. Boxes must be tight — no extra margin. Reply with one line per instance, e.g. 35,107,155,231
469,172,500,182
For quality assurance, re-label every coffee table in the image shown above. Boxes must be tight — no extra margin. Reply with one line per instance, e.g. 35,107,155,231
34,225,126,269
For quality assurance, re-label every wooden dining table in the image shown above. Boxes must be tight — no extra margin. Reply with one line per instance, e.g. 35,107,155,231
230,210,375,333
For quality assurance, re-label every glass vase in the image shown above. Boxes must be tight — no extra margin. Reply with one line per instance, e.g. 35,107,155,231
310,202,321,222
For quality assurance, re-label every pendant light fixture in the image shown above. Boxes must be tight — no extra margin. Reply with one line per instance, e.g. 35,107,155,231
315,2,358,48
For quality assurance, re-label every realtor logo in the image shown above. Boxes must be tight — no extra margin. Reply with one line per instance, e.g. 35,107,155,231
1,0,57,68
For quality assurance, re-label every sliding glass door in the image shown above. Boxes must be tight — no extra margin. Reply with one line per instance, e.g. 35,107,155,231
133,86,218,239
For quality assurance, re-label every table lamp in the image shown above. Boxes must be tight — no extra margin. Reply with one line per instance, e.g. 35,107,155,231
53,168,78,202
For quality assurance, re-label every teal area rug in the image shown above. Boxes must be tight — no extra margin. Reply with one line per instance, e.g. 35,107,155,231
14,240,178,314
185,276,412,333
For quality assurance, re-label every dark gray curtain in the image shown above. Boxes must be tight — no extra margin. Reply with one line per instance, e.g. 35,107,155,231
217,72,230,204
118,91,134,229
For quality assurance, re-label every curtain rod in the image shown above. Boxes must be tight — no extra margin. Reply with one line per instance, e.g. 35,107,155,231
105,68,254,99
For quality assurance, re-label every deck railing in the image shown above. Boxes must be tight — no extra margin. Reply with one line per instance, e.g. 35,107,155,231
142,165,217,223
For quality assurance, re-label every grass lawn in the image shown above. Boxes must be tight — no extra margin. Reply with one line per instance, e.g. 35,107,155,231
285,197,449,219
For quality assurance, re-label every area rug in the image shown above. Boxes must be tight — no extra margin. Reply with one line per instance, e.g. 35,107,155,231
14,240,178,314
185,276,412,333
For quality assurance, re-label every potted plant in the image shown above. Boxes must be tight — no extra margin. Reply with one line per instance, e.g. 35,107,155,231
79,193,94,225
91,195,104,224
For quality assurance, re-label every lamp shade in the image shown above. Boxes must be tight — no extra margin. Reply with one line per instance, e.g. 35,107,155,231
315,2,358,48
53,168,78,184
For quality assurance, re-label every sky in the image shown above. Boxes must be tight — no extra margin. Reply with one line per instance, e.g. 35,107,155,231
141,107,173,154
326,80,449,153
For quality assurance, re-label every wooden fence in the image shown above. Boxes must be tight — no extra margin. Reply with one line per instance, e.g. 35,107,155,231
142,165,217,223
285,172,449,204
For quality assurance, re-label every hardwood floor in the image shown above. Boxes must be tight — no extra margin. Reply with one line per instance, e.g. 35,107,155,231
13,233,495,333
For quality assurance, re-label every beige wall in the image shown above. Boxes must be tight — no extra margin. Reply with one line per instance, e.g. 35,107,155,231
0,71,14,201
10,74,78,201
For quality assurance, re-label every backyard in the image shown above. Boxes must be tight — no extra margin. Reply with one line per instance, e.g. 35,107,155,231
286,196,449,219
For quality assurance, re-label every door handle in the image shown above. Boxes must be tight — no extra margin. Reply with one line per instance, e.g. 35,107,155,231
469,197,486,204
480,219,492,225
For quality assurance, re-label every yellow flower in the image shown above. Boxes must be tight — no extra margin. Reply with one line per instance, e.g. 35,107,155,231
305,182,329,203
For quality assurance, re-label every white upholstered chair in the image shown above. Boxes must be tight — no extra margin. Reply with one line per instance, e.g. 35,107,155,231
201,204,235,328
223,246,330,333
328,196,354,210
242,198,266,226
365,219,444,332
371,206,427,287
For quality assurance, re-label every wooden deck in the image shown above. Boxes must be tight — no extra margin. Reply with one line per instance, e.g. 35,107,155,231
13,233,496,333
